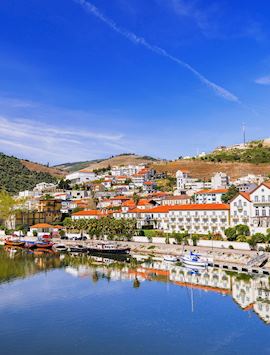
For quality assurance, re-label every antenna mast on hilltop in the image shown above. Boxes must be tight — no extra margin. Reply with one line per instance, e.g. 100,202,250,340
242,122,246,146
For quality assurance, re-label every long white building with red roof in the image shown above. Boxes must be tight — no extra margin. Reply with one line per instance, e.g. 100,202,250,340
113,204,230,235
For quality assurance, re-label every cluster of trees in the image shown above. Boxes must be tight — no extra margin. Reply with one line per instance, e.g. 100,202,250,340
0,153,57,194
201,142,270,164
225,224,270,248
0,190,16,227
221,185,239,203
63,217,137,240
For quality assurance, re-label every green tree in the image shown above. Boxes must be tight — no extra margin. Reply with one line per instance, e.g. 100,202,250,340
133,193,140,205
58,179,71,190
222,185,239,203
224,227,237,241
0,190,16,227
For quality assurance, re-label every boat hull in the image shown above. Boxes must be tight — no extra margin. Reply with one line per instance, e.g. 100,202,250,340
181,258,208,267
88,248,130,255
4,240,25,247
35,243,53,249
69,247,87,253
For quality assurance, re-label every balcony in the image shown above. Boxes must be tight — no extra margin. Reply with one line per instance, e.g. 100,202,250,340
253,200,270,205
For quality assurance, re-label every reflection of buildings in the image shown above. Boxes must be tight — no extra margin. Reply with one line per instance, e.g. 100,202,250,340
65,257,270,324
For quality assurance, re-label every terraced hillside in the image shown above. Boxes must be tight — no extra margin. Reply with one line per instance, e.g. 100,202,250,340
152,160,270,180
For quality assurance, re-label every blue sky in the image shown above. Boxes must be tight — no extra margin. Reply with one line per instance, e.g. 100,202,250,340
1,0,270,164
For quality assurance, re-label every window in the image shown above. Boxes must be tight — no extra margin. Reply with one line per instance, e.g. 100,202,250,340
255,196,258,202
256,209,259,216
262,209,266,217
262,196,265,202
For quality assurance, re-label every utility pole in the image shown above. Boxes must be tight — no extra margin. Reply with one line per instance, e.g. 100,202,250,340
242,122,246,146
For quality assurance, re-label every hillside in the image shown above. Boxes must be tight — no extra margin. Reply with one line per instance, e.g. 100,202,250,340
55,154,159,173
0,153,59,194
21,160,65,177
203,139,270,164
152,160,270,180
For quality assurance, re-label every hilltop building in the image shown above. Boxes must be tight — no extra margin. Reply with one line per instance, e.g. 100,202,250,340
65,170,96,185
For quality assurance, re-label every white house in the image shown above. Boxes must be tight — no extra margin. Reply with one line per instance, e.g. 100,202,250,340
72,210,108,220
194,189,228,204
211,172,230,189
66,170,96,185
111,164,146,177
176,170,191,191
230,182,270,234
176,170,211,194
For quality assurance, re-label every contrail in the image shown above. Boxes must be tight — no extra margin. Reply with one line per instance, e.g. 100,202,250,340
74,0,240,103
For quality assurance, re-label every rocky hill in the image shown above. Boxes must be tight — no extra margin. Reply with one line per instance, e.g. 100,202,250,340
152,160,270,180
54,154,159,173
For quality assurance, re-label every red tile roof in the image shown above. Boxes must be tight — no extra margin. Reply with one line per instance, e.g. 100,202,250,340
196,189,228,195
164,195,190,200
239,192,251,202
30,223,53,229
72,210,107,216
169,203,230,211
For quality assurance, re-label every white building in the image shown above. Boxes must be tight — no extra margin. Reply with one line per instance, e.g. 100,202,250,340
211,172,230,189
176,170,191,191
18,190,40,198
162,195,191,206
66,170,96,185
166,204,230,235
230,182,270,233
176,170,211,194
194,189,228,204
111,164,146,177
72,210,107,220
113,203,230,235
131,173,146,187
67,190,89,200
33,182,57,192
234,174,265,186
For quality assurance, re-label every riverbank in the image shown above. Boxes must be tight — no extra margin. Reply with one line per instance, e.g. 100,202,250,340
51,238,270,274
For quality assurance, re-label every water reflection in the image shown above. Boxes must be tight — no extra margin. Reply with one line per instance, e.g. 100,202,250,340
1,247,270,324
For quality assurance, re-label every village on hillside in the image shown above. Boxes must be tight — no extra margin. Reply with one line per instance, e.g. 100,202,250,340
3,161,270,247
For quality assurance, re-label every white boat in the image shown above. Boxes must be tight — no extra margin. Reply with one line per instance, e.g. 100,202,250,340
181,252,208,267
163,255,178,262
53,244,68,253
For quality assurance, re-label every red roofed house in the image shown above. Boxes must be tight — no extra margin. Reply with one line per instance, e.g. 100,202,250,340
194,189,228,204
162,195,191,206
72,210,108,220
230,181,270,233
143,181,157,193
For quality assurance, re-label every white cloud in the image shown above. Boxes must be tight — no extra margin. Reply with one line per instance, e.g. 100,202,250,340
0,100,129,164
74,0,240,103
255,76,270,85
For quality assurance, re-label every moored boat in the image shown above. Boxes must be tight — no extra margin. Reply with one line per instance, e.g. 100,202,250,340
53,244,68,253
181,252,208,267
163,255,178,262
88,242,130,255
35,241,54,249
69,244,87,253
4,238,25,247
34,248,54,255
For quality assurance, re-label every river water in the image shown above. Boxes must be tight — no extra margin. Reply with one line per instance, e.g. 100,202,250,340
0,247,269,355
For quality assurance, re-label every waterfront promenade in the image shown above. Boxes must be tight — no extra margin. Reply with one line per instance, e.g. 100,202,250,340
50,238,270,275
